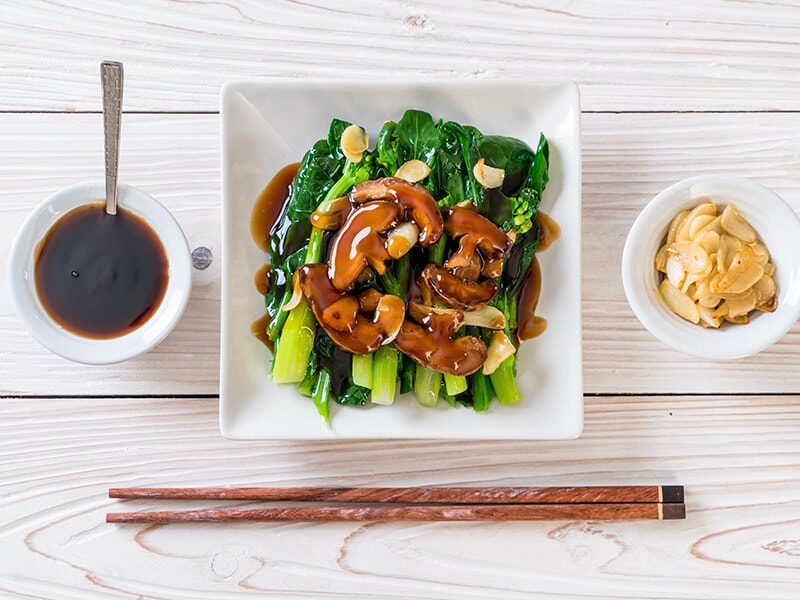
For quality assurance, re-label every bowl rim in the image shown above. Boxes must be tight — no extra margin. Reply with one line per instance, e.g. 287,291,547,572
621,174,800,359
7,181,192,364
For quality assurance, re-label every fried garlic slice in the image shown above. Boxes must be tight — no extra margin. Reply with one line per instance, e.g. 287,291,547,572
655,201,776,327
659,279,699,324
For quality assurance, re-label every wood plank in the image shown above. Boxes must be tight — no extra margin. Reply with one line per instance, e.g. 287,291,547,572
0,113,221,396
1,0,800,112
3,111,800,396
0,395,797,597
581,111,800,393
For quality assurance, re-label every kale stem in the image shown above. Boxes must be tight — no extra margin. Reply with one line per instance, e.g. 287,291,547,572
414,363,441,408
352,353,373,389
368,254,410,402
372,345,399,405
427,237,446,266
471,371,495,412
273,161,372,385
270,297,316,383
267,286,293,340
305,226,325,263
312,367,331,427
444,373,468,396
489,355,522,404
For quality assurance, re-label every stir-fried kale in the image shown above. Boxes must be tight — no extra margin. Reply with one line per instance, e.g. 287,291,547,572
263,109,550,421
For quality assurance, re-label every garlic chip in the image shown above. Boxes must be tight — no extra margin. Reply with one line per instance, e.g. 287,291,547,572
395,159,432,183
655,202,777,327
341,125,369,163
473,158,505,189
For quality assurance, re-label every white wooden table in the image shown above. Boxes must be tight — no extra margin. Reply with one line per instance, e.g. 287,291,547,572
2,1,799,597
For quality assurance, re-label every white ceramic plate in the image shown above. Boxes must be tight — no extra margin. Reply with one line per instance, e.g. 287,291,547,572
220,80,582,439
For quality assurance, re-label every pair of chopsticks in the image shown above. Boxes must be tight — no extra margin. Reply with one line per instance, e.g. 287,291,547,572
106,485,685,523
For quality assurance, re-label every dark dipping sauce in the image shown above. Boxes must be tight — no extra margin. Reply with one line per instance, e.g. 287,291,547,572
35,202,168,339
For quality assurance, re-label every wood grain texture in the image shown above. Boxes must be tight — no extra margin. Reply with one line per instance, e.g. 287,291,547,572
3,111,800,395
1,395,797,597
108,484,682,503
105,502,683,523
0,113,220,396
1,0,799,112
3,2,800,596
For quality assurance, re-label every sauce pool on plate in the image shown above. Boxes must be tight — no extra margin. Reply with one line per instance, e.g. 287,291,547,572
250,163,300,350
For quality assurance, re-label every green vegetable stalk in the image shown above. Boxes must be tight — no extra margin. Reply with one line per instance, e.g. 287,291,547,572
414,363,441,408
271,297,316,383
271,158,374,384
312,367,331,427
471,371,495,413
263,110,549,421
352,353,373,389
489,356,522,404
371,345,400,405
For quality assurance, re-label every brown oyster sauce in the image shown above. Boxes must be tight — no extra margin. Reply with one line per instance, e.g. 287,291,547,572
516,211,561,342
35,202,169,339
249,162,300,351
249,163,559,349
250,162,300,253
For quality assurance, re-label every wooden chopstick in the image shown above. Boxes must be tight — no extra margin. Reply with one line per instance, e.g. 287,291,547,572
106,502,685,523
106,485,685,523
109,485,684,505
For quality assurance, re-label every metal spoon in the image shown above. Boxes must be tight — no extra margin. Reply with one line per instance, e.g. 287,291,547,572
101,61,124,215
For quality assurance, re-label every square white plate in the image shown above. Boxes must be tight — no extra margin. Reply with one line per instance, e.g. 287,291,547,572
220,80,582,439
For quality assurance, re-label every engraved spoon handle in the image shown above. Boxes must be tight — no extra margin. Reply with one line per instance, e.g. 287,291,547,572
101,61,124,215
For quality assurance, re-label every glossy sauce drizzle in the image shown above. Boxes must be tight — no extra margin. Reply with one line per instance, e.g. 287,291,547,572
250,313,274,351
250,162,300,349
250,162,300,252
536,210,561,253
516,211,561,341
251,163,561,350
254,263,270,296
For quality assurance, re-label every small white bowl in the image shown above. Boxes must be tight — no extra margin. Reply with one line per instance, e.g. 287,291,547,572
622,175,800,359
7,182,192,364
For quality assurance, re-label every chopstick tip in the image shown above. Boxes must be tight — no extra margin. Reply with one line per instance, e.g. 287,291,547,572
661,503,686,520
661,485,684,504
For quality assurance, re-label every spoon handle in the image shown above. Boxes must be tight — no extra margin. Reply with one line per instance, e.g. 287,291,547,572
101,61,124,215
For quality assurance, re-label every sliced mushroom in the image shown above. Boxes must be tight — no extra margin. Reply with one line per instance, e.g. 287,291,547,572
328,200,401,292
443,206,513,278
350,177,444,246
449,251,483,283
412,302,506,330
297,264,405,355
356,288,383,313
395,304,487,376
420,263,499,310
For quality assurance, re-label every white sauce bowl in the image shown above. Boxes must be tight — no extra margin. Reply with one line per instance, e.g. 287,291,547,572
622,175,800,359
7,182,192,364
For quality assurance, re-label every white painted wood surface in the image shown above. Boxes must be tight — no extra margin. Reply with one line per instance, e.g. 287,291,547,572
2,1,799,597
